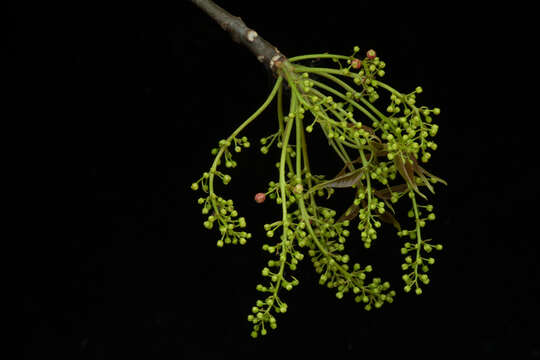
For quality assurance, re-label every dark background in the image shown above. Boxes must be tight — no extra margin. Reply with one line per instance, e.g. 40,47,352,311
16,1,538,359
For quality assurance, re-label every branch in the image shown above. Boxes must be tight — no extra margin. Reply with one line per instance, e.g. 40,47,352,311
190,0,287,73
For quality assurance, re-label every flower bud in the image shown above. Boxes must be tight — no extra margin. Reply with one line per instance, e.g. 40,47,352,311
351,58,362,69
254,192,266,203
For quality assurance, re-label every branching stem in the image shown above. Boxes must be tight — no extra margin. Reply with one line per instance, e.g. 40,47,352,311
190,0,286,72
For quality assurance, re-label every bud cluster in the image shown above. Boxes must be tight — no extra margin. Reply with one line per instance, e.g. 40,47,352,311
191,46,446,338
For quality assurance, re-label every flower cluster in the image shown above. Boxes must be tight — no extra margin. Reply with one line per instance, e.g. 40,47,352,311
192,47,446,337
398,202,443,294
192,137,254,247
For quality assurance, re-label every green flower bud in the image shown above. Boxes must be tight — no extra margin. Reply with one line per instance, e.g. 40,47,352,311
365,265,372,272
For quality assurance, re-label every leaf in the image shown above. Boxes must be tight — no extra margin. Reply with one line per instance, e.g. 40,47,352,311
378,209,401,231
307,167,366,194
415,161,448,187
336,199,400,230
394,152,427,200
374,183,409,200
326,168,366,188
336,204,360,223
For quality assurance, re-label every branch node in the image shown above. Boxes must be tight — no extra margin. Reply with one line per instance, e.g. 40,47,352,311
246,30,258,42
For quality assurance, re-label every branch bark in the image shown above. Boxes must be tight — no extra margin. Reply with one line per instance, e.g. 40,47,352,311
190,0,287,73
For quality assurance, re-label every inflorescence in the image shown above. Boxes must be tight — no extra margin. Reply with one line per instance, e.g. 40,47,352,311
192,47,447,338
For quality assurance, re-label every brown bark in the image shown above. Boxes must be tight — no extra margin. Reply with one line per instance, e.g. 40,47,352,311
189,0,287,72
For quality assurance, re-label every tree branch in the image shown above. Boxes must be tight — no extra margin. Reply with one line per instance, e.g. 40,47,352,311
190,0,287,73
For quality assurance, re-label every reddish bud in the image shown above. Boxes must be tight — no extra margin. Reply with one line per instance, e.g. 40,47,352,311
351,58,362,69
366,49,376,60
254,193,266,203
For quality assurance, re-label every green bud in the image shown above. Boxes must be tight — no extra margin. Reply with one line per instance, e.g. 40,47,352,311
365,265,372,272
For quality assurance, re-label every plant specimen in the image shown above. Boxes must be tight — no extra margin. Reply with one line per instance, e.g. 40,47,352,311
189,0,447,338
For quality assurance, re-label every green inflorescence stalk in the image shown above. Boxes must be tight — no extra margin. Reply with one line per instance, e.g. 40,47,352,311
192,46,447,337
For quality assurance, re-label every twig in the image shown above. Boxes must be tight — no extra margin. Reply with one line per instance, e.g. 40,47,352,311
189,0,287,72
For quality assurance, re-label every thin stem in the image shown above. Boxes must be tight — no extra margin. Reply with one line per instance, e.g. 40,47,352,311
308,75,381,125
276,77,295,174
410,192,423,289
209,77,283,200
289,54,351,63
273,98,296,300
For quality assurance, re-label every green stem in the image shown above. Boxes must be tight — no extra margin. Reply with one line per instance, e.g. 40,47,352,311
289,54,351,63
410,192,423,288
272,95,297,304
293,65,349,77
277,79,285,133
358,149,372,215
309,76,380,125
209,76,283,206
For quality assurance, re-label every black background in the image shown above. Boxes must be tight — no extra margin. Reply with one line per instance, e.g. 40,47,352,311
17,1,539,359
